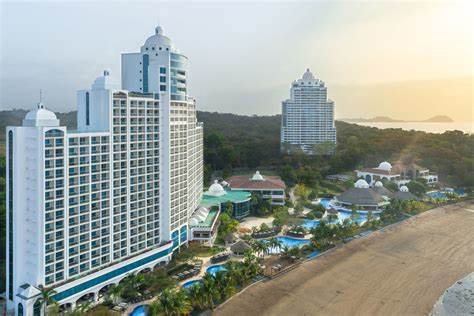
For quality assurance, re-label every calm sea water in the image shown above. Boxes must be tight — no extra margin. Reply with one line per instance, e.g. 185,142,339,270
351,122,473,134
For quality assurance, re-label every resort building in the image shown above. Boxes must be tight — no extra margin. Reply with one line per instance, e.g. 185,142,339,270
331,179,389,212
392,186,419,201
280,69,336,155
372,181,394,198
5,25,203,315
201,181,251,220
226,171,286,206
356,161,438,187
188,206,220,246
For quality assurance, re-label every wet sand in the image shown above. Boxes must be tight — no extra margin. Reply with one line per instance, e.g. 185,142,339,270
215,201,474,316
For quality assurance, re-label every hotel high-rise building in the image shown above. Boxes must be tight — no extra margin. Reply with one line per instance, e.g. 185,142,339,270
5,26,203,315
280,69,336,154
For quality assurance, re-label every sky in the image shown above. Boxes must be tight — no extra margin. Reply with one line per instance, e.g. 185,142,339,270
0,1,472,119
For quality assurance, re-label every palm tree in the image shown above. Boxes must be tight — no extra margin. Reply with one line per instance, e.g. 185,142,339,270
107,284,123,303
149,288,191,316
186,284,206,312
201,273,218,310
37,286,57,315
268,237,282,253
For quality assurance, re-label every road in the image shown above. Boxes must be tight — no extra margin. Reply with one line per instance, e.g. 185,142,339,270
215,201,474,316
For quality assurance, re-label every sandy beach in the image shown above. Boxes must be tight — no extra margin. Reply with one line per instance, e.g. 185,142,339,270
215,201,474,316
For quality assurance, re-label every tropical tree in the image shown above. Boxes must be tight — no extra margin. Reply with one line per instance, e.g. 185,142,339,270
37,286,57,315
201,273,218,310
267,237,282,253
149,288,191,316
107,284,123,303
186,284,206,312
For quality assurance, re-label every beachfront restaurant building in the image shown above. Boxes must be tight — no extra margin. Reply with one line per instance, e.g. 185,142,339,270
332,179,390,211
226,171,286,206
201,180,251,219
188,206,220,246
356,161,438,187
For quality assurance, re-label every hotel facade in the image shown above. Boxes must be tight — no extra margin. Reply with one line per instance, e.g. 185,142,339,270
5,26,203,315
281,69,336,154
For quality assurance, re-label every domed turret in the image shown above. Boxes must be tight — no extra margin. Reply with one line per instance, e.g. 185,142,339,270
355,179,370,189
302,68,316,81
377,161,392,171
207,180,226,197
374,181,383,188
22,102,59,127
251,171,264,181
400,186,409,192
142,25,175,52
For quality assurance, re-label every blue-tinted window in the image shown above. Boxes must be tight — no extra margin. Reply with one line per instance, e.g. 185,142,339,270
160,85,166,92
159,67,166,74
85,92,90,125
160,76,166,83
142,54,149,93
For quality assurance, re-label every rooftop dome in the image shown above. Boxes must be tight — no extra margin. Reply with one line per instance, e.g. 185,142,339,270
377,161,392,171
251,171,264,181
400,186,409,192
143,25,175,51
23,102,59,127
302,68,316,81
355,179,370,189
374,181,384,188
207,180,226,197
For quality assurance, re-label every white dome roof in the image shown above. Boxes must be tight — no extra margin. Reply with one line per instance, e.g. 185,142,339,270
355,179,370,189
207,180,226,196
23,102,59,127
400,186,409,192
378,161,392,171
142,25,175,51
374,181,383,188
251,171,264,181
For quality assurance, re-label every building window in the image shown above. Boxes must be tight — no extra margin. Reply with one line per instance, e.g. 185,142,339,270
160,77,166,83
142,55,149,93
160,85,166,92
85,92,90,126
159,67,166,74
18,303,23,316
33,300,41,316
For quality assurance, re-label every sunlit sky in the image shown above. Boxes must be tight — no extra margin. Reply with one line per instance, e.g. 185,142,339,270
0,1,472,119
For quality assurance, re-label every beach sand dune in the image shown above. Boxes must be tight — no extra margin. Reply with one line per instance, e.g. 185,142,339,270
215,201,474,316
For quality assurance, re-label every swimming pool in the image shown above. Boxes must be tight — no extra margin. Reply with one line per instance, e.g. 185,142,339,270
130,305,148,316
182,279,202,289
206,264,227,276
319,198,332,209
268,236,311,254
302,219,320,230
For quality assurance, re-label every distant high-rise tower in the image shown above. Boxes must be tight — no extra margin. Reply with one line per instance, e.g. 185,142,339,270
280,69,336,154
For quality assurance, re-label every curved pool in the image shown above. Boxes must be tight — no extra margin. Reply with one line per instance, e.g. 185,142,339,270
182,279,202,289
206,264,227,276
130,305,148,316
268,236,310,254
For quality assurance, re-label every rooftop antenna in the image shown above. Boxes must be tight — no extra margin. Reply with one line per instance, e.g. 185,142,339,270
38,89,44,109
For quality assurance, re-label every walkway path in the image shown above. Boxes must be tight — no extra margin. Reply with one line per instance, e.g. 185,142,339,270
215,201,474,316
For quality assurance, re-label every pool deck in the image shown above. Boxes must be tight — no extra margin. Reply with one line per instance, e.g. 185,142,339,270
215,200,474,316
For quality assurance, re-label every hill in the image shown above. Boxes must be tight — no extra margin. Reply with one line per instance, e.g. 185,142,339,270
0,109,472,187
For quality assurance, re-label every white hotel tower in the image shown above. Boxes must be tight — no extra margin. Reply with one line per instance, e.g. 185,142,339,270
281,69,336,154
5,26,203,315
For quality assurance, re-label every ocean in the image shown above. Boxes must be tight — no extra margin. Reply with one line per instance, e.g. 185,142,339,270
348,122,473,134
